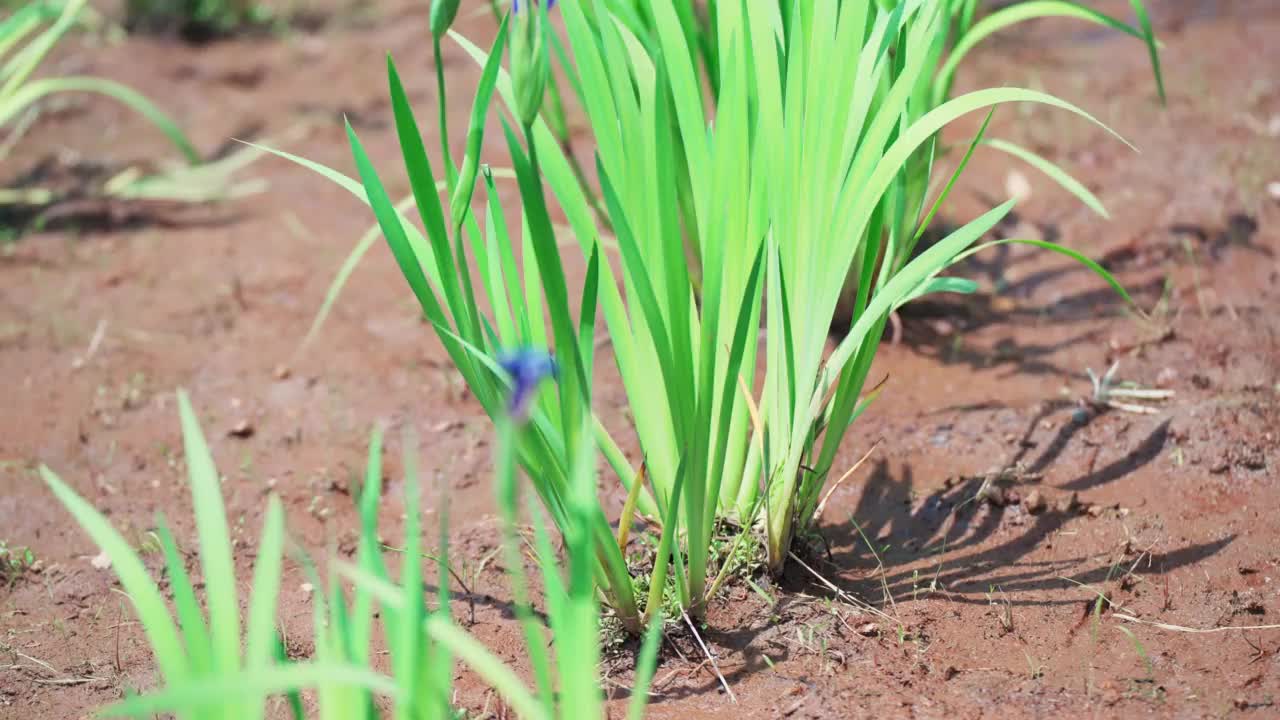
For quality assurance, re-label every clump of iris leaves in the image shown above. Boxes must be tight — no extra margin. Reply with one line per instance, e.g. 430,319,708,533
314,0,1157,634
41,0,1164,718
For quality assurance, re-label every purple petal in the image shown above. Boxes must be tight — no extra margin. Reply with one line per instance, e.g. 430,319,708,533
497,348,558,420
512,0,555,14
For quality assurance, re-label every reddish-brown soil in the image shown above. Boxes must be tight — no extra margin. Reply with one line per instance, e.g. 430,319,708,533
3,1,1279,718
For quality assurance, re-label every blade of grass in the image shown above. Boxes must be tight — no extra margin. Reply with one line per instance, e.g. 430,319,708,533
177,389,241,677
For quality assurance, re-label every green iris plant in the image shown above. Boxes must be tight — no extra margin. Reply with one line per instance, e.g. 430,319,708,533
1,0,201,204
274,0,1148,632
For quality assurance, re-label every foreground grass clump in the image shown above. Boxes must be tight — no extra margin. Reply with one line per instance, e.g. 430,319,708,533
276,0,1140,633
41,389,661,719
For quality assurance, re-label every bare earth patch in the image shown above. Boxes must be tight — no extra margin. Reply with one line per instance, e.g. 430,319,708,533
2,1,1278,717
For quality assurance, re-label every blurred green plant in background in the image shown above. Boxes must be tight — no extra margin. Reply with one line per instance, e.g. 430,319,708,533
1,0,264,223
124,0,272,40
1,0,197,198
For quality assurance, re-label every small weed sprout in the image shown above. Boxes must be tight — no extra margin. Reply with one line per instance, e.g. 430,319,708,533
0,540,36,584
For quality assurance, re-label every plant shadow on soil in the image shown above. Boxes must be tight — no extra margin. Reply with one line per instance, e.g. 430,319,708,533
880,208,1269,381
594,405,1236,709
800,414,1230,614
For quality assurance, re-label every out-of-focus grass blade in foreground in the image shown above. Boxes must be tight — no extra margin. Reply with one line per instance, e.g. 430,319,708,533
41,389,659,719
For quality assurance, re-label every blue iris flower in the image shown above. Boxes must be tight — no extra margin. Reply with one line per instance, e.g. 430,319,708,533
497,348,559,421
512,0,556,13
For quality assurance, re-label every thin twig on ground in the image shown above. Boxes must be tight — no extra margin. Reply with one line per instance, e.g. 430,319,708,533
682,612,737,704
788,550,898,625
1113,614,1280,634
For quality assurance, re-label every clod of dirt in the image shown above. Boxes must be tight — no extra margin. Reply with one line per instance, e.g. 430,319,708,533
1210,443,1268,474
1005,170,1032,203
228,420,255,438
218,65,268,89
273,364,292,380
1055,493,1080,514
1231,444,1268,471
780,697,808,717
1228,590,1267,618
978,484,1006,507
1023,489,1046,515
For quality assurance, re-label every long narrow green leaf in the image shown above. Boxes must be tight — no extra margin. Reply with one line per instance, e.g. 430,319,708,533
244,495,286,720
177,389,241,676
388,56,468,333
818,199,1018,438
99,664,400,718
1,0,84,100
627,613,665,720
983,137,1108,218
934,0,1154,104
153,520,212,676
425,616,550,720
953,236,1137,311
1127,0,1166,104
245,497,285,664
0,3,60,66
448,14,510,230
0,76,199,162
912,109,995,246
394,426,423,720
40,467,189,687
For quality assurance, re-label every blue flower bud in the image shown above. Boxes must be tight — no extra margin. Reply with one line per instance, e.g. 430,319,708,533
497,348,558,421
512,0,557,13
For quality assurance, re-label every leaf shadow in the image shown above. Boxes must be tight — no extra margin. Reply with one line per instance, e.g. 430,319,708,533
795,413,1228,614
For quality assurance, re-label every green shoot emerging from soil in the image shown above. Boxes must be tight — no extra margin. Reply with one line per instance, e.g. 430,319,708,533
0,539,36,586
